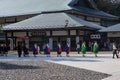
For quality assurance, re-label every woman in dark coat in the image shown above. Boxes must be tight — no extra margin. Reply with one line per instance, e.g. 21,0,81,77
23,45,29,57
4,44,9,57
17,44,22,57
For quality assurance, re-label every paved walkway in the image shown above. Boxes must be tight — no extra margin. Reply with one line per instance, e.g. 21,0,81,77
0,51,120,80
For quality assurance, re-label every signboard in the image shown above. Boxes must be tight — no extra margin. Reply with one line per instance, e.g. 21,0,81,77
31,31,46,36
90,34,101,39
78,30,84,35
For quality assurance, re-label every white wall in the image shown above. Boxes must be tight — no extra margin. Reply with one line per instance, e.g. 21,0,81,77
108,32,120,37
52,31,67,36
14,32,26,36
70,30,76,35
7,32,11,37
46,31,50,36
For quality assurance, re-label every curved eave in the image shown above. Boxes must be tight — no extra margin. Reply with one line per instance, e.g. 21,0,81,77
99,31,120,33
70,7,119,20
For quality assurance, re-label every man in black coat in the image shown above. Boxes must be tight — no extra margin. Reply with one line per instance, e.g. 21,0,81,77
17,44,22,57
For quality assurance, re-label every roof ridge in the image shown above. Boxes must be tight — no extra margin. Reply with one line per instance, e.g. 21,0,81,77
87,0,98,10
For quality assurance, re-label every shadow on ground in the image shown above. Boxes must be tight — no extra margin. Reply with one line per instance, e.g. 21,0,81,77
0,62,40,70
49,58,102,62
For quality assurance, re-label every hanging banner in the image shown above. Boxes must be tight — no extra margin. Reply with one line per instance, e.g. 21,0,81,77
0,33,6,40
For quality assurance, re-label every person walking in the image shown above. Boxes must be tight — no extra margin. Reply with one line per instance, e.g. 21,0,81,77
45,43,50,57
81,42,86,57
37,45,41,54
4,44,9,57
33,43,38,57
117,43,120,58
76,43,80,54
23,44,29,57
17,44,22,57
65,42,70,57
93,41,98,57
112,42,118,59
90,42,94,52
57,43,62,57
43,44,46,55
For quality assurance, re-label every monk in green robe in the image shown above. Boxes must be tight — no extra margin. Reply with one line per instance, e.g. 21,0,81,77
81,42,86,57
93,42,98,57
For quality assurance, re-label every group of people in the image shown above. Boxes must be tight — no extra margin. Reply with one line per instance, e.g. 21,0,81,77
43,41,98,57
17,43,42,57
0,44,9,56
17,44,29,57
0,40,120,59
43,42,70,57
76,41,99,57
17,42,70,57
2,41,120,59
16,41,99,57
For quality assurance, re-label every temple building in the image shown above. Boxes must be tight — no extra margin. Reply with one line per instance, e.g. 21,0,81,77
1,0,119,51
100,23,120,50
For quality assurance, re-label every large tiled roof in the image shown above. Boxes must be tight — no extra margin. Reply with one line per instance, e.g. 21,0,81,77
2,13,104,31
99,23,120,32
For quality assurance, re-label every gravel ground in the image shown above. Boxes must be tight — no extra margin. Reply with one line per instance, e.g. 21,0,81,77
0,61,110,80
